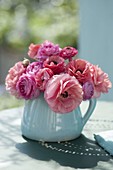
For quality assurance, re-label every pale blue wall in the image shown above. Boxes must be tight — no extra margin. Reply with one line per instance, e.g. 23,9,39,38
78,0,113,101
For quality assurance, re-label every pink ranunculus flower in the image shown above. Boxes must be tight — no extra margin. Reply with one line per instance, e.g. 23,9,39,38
16,74,40,100
66,59,93,85
59,46,78,61
91,65,112,98
5,62,26,98
43,55,65,74
35,68,54,91
28,43,41,59
44,74,83,113
38,40,60,57
26,61,43,76
82,81,94,100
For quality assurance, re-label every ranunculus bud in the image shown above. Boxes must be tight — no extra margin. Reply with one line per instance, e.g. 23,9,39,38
82,81,94,100
22,58,30,67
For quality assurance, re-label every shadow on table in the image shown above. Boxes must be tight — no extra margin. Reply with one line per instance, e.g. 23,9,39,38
16,134,112,169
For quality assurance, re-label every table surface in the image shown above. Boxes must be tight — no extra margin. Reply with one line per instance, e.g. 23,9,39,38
0,101,113,170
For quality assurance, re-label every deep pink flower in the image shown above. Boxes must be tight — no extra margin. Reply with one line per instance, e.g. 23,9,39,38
44,74,83,113
26,61,43,76
91,65,112,98
82,82,94,100
28,43,41,59
66,59,93,85
60,46,78,61
43,55,65,74
16,74,40,100
37,55,49,62
5,62,26,98
38,40,60,57
35,68,54,91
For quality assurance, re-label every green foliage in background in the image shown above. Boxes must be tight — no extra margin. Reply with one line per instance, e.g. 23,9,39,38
0,0,79,51
0,93,24,110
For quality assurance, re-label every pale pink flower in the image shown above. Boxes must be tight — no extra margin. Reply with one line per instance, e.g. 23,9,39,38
82,82,94,100
35,68,53,91
91,65,112,98
66,59,93,85
60,46,78,61
43,55,65,74
44,74,83,113
26,61,43,76
5,62,26,98
38,40,60,57
28,43,41,59
16,74,40,100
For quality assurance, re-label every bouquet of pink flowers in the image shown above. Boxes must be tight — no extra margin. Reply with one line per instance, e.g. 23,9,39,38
5,40,112,113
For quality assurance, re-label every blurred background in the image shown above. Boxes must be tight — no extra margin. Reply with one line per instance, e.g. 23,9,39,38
0,0,79,83
0,0,113,110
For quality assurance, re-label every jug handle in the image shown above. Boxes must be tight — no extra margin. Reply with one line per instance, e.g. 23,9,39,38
82,98,96,127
